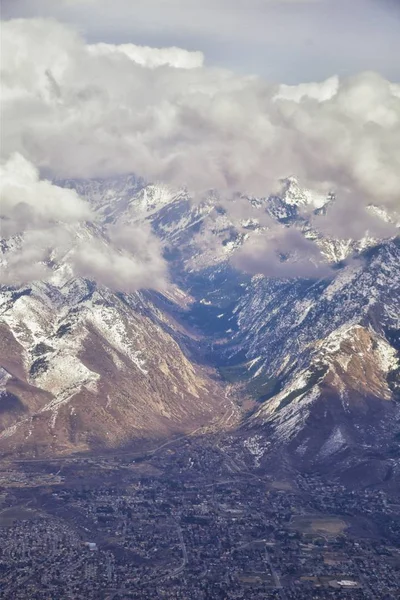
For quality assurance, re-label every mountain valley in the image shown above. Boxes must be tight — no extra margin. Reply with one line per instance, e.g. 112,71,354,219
1,175,399,491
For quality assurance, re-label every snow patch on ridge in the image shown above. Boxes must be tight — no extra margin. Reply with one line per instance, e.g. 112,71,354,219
318,427,347,459
375,337,399,373
84,302,148,374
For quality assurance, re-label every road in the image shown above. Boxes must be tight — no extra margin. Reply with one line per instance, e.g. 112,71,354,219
264,545,288,600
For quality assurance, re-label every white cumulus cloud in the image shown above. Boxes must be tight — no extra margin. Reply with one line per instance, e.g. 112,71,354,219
1,17,399,283
88,42,204,69
3,21,400,210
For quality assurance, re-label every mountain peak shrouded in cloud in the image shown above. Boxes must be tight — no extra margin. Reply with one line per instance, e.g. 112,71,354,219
0,154,169,290
233,222,334,279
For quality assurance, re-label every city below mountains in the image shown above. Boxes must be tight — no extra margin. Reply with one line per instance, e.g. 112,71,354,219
1,175,399,491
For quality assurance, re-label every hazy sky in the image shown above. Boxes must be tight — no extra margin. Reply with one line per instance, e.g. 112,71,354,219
2,0,400,83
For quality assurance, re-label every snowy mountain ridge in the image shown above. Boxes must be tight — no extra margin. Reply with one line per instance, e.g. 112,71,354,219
0,277,225,456
0,173,399,484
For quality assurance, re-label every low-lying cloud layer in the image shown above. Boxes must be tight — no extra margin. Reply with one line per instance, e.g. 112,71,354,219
233,222,333,279
1,17,399,285
0,154,168,290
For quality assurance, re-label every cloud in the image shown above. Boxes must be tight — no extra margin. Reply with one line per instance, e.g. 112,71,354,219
69,234,168,293
1,18,399,283
0,154,168,290
274,76,339,102
88,42,204,69
0,152,91,238
3,0,399,83
233,222,333,279
2,20,399,212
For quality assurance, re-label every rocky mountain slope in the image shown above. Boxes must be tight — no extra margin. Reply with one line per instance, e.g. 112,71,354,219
0,277,225,457
1,174,399,479
199,239,400,485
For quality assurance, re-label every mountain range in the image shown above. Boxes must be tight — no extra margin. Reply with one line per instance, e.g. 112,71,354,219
0,175,399,487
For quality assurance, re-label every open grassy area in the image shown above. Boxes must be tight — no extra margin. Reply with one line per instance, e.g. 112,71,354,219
290,515,348,536
0,506,41,528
